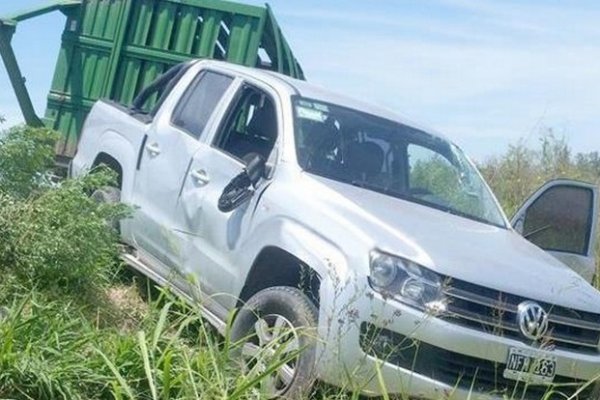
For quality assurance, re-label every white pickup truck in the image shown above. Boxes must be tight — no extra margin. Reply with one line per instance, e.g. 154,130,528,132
72,59,600,399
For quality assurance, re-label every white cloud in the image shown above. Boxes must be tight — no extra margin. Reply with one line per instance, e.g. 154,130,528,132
436,0,600,42
275,2,600,160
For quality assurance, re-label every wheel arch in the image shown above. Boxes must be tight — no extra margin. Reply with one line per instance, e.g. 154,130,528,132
92,152,123,189
86,130,139,202
237,246,323,309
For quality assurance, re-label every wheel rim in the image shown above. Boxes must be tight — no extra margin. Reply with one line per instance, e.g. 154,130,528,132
241,314,301,398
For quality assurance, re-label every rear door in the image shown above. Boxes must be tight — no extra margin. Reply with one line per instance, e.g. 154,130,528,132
131,69,235,266
511,180,598,282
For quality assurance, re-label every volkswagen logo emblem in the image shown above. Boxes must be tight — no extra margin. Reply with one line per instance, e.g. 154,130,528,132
517,301,549,341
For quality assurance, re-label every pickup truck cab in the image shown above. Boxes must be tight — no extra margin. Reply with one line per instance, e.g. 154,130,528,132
72,60,600,399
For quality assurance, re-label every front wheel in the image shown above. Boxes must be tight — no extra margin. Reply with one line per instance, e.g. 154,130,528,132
230,287,318,399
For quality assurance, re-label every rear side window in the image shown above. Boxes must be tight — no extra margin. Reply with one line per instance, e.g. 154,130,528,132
522,185,594,255
172,71,234,139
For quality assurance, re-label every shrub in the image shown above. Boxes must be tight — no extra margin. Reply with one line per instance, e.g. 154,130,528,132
0,125,58,199
0,173,128,298
479,131,600,217
0,126,128,299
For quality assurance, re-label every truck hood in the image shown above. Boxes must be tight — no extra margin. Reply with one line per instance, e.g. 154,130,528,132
309,175,600,313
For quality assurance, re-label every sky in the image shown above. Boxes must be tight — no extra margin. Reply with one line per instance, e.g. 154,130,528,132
1,0,600,160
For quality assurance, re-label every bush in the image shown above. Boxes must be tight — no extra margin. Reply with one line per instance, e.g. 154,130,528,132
0,126,58,198
479,131,600,217
0,126,128,299
0,173,128,298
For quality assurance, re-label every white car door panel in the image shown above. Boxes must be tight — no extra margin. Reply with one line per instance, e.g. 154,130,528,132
172,83,280,300
174,148,253,296
512,180,598,282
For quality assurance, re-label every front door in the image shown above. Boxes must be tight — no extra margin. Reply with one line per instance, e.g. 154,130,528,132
171,83,279,301
512,180,598,282
131,70,234,267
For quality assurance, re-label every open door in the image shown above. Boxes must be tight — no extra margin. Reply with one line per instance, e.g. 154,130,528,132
511,179,598,283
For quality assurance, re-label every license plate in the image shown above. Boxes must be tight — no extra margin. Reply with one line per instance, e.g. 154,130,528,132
503,347,557,385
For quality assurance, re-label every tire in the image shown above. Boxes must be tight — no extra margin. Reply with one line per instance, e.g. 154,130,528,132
230,287,318,399
91,186,121,231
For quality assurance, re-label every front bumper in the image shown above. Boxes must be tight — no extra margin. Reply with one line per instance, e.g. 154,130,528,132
315,278,600,399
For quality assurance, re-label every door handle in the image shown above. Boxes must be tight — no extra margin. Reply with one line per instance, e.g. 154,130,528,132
145,142,161,157
191,169,210,185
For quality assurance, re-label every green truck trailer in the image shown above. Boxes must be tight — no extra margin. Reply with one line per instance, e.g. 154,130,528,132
0,0,304,164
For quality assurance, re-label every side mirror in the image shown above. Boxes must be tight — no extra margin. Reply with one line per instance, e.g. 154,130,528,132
218,154,266,213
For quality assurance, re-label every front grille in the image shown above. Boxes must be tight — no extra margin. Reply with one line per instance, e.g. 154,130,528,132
441,279,600,353
359,323,596,400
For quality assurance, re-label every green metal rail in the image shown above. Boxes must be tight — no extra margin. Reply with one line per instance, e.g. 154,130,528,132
0,0,304,159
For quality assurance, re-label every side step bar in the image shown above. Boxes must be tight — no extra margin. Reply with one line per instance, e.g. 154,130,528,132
121,252,227,334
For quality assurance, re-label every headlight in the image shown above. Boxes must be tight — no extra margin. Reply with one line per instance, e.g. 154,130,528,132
369,251,446,311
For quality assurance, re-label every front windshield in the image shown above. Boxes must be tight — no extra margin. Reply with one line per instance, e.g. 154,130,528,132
293,97,507,228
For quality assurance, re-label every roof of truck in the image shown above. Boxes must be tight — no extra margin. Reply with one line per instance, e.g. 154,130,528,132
202,60,450,142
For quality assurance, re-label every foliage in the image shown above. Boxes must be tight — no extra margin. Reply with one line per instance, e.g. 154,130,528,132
0,125,58,198
0,294,106,399
0,174,128,298
479,131,600,217
0,280,343,400
0,126,129,300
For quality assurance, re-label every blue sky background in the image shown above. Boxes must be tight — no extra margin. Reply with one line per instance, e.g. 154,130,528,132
1,0,599,160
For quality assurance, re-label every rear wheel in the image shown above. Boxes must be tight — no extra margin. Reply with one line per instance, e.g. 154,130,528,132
230,287,318,399
91,186,121,231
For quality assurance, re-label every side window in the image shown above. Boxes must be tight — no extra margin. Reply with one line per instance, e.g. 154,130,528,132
172,71,234,139
214,86,278,163
522,185,593,255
